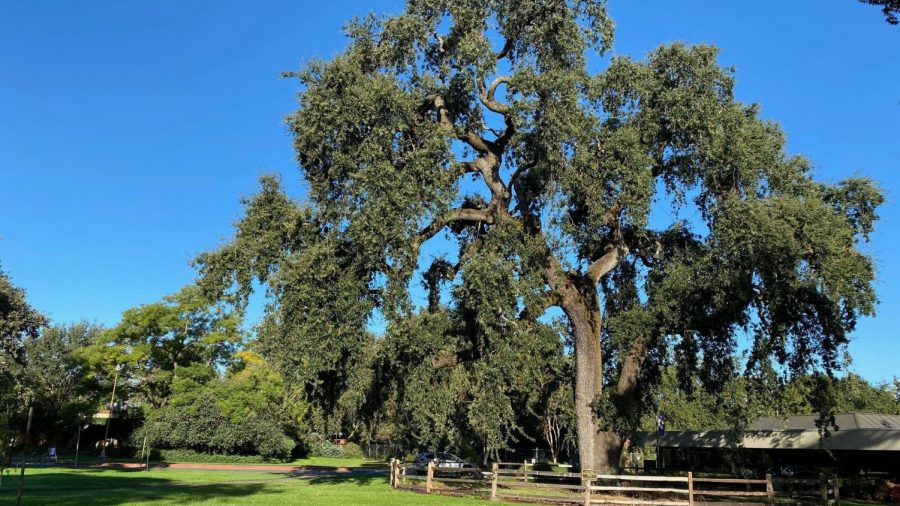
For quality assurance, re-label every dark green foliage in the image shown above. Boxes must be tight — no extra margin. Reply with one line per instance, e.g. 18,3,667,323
141,389,294,460
138,348,302,460
303,434,364,458
0,266,48,465
0,266,46,362
22,322,104,444
153,449,287,464
199,0,883,468
860,0,900,23
641,368,900,433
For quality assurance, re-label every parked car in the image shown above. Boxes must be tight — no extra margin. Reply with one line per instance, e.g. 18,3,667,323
766,465,816,478
410,452,477,475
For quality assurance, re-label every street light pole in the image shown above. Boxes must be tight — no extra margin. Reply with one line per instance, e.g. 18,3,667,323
100,366,120,459
74,423,82,469
15,405,33,506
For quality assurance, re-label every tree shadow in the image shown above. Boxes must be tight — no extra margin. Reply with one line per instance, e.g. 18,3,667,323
0,469,287,505
358,462,390,469
303,472,385,487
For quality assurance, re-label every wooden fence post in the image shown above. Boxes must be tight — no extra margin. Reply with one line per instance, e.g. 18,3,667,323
820,474,828,506
766,473,774,506
389,458,395,488
491,462,498,500
582,469,593,506
426,461,434,494
688,471,694,506
833,477,840,506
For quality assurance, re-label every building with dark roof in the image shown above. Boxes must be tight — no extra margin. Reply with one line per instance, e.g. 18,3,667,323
639,413,900,476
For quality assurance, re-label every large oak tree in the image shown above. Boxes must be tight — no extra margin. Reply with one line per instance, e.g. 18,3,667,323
199,0,882,471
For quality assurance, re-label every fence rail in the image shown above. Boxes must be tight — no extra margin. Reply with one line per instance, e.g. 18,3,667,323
389,460,841,505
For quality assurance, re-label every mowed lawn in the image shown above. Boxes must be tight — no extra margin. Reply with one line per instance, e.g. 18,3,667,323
0,467,507,505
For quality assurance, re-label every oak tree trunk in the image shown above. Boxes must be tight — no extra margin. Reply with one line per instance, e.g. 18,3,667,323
562,287,617,473
558,273,637,473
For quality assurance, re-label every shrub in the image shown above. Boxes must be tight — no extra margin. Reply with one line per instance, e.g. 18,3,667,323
155,449,283,464
140,391,296,460
341,442,364,458
302,433,363,458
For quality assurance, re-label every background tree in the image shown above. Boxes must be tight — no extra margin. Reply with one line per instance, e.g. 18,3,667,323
22,322,104,445
199,0,882,471
0,265,47,462
85,284,242,409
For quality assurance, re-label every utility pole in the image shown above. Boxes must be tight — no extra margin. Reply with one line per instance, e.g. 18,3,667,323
16,406,33,506
656,412,666,472
100,366,120,459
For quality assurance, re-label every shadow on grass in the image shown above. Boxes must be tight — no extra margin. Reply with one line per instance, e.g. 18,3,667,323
358,462,389,469
0,469,286,506
304,472,385,487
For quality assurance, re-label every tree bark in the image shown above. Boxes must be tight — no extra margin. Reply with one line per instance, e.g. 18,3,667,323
595,431,624,471
560,285,606,472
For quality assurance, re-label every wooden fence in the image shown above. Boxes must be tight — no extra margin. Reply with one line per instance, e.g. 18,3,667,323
389,460,841,505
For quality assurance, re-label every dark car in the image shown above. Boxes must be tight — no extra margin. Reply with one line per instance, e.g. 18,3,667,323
766,465,816,478
410,452,477,475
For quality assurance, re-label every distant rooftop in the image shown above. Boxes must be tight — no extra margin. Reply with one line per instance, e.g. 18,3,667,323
749,413,900,431
641,413,900,452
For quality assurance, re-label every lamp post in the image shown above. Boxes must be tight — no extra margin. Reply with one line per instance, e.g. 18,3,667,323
656,412,666,471
74,422,89,469
100,365,121,459
15,405,33,506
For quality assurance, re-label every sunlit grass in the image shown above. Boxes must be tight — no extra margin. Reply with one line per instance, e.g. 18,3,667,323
0,467,507,505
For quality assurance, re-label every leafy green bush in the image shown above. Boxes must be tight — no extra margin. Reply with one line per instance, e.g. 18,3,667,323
140,391,295,460
154,449,284,464
341,442,363,458
302,433,362,458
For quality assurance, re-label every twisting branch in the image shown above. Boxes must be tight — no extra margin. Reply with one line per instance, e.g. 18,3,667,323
479,76,511,115
496,37,514,61
431,94,492,153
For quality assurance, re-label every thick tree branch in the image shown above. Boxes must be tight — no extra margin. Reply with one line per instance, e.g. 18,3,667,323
429,93,511,209
413,207,494,250
519,290,563,321
586,244,629,285
431,94,492,153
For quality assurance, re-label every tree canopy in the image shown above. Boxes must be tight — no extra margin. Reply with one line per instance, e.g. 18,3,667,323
85,284,243,409
860,0,900,24
199,0,883,471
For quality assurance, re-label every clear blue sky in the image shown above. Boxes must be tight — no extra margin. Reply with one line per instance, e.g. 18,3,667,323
1,1,897,382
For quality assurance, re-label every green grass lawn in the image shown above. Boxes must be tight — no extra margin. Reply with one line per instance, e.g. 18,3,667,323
0,467,505,505
285,456,380,468
54,454,380,469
